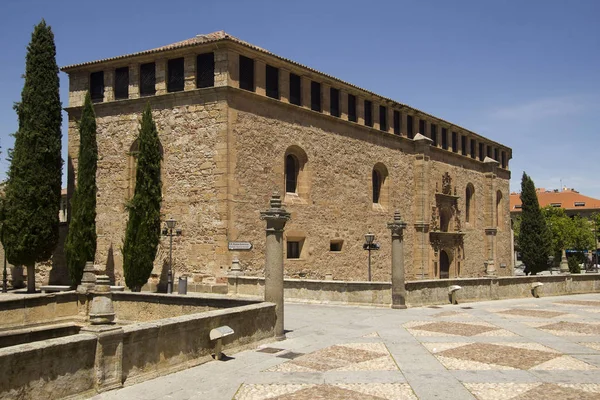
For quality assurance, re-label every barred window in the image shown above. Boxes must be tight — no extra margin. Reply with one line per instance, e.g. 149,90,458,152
441,128,448,150
348,94,357,122
311,81,321,112
167,58,184,93
407,115,414,139
330,87,340,117
266,64,279,99
431,124,438,147
239,55,254,92
289,73,301,106
196,53,215,88
364,100,373,127
379,105,387,131
393,110,400,135
114,67,129,100
90,71,104,103
139,63,156,97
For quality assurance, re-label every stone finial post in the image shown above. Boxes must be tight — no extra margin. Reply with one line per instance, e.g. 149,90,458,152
559,249,569,273
388,210,408,309
89,275,115,325
77,261,97,294
260,192,291,340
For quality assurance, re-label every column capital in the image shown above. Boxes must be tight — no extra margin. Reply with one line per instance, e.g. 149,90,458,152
260,192,291,230
387,210,407,237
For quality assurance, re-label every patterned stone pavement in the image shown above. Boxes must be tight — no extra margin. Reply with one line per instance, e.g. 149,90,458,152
93,293,600,400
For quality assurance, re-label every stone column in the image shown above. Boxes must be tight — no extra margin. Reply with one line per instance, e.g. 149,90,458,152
301,76,311,110
560,249,569,273
184,55,196,91
260,192,291,340
322,83,331,116
280,69,290,103
340,90,348,120
155,59,167,96
401,111,408,137
413,133,433,279
103,69,114,102
255,59,266,97
484,157,500,276
128,63,140,99
388,211,407,309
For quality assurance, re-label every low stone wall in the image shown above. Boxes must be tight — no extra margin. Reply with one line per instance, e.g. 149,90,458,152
0,333,97,400
0,292,83,331
122,302,276,385
228,274,600,307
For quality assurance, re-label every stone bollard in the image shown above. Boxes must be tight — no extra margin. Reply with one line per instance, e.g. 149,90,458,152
559,249,569,274
260,192,291,340
77,261,97,294
387,210,407,309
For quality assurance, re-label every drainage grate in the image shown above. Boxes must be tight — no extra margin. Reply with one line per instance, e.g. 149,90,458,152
277,351,303,360
257,347,284,354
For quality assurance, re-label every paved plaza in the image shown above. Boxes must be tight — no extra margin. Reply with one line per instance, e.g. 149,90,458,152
94,293,600,399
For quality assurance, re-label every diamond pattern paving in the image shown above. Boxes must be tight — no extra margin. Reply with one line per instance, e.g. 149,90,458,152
497,309,566,318
540,321,600,335
438,343,558,369
464,383,600,400
234,383,416,400
270,384,385,400
557,300,600,307
412,321,499,336
513,383,600,400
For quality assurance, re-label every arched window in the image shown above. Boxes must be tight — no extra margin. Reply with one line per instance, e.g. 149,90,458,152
285,154,299,193
128,139,163,198
496,190,503,229
465,183,475,225
372,169,381,204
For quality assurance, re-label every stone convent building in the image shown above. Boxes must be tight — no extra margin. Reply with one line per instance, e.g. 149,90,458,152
62,31,512,284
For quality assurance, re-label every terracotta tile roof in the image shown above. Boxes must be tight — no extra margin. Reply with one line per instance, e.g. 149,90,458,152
510,189,600,212
60,31,511,150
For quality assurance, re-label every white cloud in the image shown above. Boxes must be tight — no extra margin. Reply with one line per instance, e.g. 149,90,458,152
490,95,597,121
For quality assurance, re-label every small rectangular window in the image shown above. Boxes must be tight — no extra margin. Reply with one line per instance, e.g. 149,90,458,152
461,135,467,155
286,239,304,259
196,53,215,88
139,63,156,97
311,81,321,112
551,203,562,207
575,202,586,207
494,148,499,161
348,94,357,122
501,151,506,168
379,105,387,131
452,132,458,152
419,119,426,136
167,57,184,93
114,67,129,100
393,110,400,135
289,73,301,106
266,64,279,99
487,145,492,158
407,115,414,139
330,240,343,252
441,128,448,150
330,87,340,117
431,124,438,147
470,139,476,158
514,204,522,209
90,71,104,103
364,100,373,127
479,143,484,161
239,55,254,92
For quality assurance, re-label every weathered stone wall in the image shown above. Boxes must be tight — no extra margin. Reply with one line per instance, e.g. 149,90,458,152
0,292,83,331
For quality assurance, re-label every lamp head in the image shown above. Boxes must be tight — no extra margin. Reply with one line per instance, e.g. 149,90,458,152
365,233,375,244
166,218,176,229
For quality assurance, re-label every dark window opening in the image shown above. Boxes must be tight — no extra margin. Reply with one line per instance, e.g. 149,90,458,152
393,110,400,135
461,135,467,155
90,71,104,103
330,240,343,252
140,63,156,97
289,73,301,106
285,154,299,193
196,53,215,88
167,57,185,93
348,94,357,122
441,128,448,150
479,143,484,161
431,124,438,147
501,151,506,168
494,148,499,161
372,169,381,203
266,64,279,99
114,67,129,100
419,119,426,136
487,145,492,158
379,106,387,131
470,139,476,158
311,81,321,112
330,87,340,117
239,55,254,92
407,115,414,139
452,132,458,152
364,100,373,127
287,241,301,259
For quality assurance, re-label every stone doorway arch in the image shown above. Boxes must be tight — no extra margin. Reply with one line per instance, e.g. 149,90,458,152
440,250,450,279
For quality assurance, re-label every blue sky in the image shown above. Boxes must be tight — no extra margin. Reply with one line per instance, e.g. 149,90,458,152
1,0,599,197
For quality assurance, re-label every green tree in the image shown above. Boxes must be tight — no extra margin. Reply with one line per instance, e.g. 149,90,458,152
517,172,551,275
542,206,574,267
122,103,162,292
2,20,62,292
571,215,594,262
65,92,97,286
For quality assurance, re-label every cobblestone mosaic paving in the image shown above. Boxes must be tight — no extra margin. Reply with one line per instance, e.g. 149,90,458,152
265,343,397,372
404,320,515,337
464,383,600,400
234,383,417,400
496,308,566,318
537,321,600,336
556,300,600,307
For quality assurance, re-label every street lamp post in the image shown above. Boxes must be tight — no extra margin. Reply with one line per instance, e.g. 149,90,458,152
162,218,181,294
363,233,379,281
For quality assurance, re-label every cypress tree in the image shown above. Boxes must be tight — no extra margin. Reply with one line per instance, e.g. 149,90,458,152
518,172,551,275
2,20,62,292
122,103,162,291
65,92,97,286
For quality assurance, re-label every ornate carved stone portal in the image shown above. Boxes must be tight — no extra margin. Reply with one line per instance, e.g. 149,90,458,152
430,172,464,278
